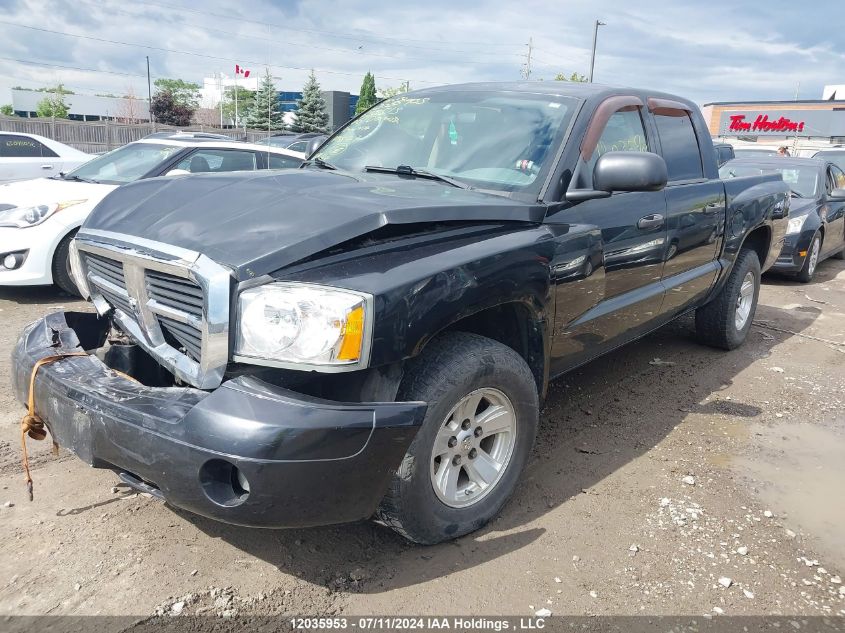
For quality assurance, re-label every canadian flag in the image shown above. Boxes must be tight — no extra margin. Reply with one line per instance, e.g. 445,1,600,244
235,64,250,78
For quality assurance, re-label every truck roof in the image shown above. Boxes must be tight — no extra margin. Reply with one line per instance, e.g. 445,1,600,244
411,81,696,109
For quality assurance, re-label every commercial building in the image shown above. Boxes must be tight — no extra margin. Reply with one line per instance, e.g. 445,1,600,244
10,89,151,122
702,83,845,153
277,90,359,130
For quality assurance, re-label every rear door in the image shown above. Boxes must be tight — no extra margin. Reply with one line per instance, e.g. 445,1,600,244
648,101,724,316
547,97,669,374
0,134,61,182
822,164,845,255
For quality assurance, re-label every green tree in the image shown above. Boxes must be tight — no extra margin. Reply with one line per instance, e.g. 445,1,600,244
222,85,255,127
244,69,284,130
554,72,588,82
0,104,13,115
153,78,201,109
292,71,329,133
35,84,71,118
355,71,377,115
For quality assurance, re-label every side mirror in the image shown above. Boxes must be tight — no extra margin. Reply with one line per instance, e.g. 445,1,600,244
594,151,668,193
305,135,328,157
164,168,191,177
830,188,845,201
566,151,668,202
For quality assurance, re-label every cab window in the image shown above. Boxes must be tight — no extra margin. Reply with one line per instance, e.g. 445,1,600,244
654,111,704,181
590,107,648,185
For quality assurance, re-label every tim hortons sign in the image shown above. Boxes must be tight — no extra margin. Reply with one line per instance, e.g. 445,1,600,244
728,114,805,133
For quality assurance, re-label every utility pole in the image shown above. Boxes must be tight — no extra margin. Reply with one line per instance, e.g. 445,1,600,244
794,81,800,101
522,37,533,80
146,55,153,124
588,20,606,83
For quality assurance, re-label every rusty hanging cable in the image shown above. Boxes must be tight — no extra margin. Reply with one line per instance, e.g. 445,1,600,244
20,352,91,501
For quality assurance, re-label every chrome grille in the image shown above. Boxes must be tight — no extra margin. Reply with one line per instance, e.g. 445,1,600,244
74,230,232,389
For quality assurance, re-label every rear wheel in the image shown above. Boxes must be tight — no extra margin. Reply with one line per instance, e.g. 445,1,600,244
52,231,80,297
377,332,538,544
796,232,821,283
695,248,761,350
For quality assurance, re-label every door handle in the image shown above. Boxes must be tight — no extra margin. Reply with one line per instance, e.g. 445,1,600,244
41,164,53,169
637,213,664,230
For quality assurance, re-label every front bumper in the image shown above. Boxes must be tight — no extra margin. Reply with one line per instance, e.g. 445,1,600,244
0,223,66,286
12,311,426,528
771,230,814,273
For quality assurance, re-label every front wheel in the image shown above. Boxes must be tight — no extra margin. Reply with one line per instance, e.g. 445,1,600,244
695,248,761,350
52,231,81,297
377,332,539,544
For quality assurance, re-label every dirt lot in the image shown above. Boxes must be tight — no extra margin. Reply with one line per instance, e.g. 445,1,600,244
1,260,844,623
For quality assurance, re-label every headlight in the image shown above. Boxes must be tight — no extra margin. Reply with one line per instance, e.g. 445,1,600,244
0,200,86,228
786,214,808,235
234,283,372,369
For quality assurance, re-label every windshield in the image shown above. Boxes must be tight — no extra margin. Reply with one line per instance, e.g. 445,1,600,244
63,142,182,185
313,91,578,195
719,162,818,198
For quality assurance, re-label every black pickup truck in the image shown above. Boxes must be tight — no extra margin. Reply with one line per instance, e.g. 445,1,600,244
13,82,789,544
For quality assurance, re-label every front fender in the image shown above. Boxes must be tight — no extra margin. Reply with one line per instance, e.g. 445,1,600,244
277,224,556,368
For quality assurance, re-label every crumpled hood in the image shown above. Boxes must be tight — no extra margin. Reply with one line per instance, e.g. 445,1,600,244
0,177,116,209
82,169,542,280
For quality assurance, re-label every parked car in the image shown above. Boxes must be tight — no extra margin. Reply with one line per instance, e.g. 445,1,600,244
812,148,845,173
721,157,845,282
13,82,789,544
0,135,304,294
712,142,735,167
0,132,91,184
256,132,322,154
733,148,780,158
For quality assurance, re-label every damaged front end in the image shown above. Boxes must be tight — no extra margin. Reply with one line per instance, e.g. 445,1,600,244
12,311,426,528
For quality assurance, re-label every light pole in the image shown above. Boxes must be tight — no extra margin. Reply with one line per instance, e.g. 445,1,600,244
588,20,606,83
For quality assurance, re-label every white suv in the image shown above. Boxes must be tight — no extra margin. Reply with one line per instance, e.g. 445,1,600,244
0,133,305,295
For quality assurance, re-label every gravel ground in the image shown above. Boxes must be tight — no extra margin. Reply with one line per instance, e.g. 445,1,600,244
0,259,843,624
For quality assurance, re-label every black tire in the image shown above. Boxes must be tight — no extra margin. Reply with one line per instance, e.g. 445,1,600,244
376,332,539,544
52,231,80,296
796,232,821,283
695,248,761,350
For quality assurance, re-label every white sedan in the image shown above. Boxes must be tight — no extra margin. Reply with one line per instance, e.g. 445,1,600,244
0,132,92,184
0,133,304,295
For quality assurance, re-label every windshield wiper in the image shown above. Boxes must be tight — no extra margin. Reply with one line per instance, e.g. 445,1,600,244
790,190,804,198
62,174,97,183
364,165,471,190
302,157,336,170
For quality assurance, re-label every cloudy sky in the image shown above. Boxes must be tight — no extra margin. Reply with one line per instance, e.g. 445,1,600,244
0,0,842,107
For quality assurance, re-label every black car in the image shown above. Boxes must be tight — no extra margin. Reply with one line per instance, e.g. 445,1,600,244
721,157,845,282
733,148,779,158
712,142,735,167
812,148,845,173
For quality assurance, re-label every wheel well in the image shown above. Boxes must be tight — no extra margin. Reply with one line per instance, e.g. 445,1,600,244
52,227,79,267
741,225,771,267
434,302,545,393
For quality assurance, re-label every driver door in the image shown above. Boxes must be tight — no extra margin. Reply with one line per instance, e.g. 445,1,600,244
547,101,669,375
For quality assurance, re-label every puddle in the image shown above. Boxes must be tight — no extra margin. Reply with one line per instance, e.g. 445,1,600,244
734,421,845,571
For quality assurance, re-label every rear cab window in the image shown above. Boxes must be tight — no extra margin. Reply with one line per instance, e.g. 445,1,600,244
653,110,704,182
